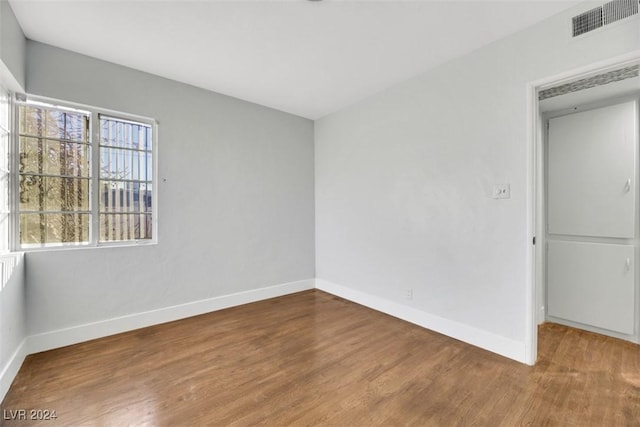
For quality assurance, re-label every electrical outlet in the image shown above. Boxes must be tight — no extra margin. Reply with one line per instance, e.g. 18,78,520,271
492,184,511,199
404,288,413,300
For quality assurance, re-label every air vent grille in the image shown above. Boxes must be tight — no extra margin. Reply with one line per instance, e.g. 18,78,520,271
573,7,603,36
572,0,639,37
604,0,639,23
539,65,640,100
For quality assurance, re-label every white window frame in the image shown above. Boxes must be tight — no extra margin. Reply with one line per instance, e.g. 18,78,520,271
0,84,11,254
12,94,158,251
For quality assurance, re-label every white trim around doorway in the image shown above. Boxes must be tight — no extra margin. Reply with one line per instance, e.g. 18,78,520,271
526,50,640,366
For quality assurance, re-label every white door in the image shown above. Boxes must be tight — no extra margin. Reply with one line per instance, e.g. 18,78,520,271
546,100,638,336
547,241,634,334
548,101,636,238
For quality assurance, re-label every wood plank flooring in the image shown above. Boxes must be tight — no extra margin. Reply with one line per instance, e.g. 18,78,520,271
2,289,640,426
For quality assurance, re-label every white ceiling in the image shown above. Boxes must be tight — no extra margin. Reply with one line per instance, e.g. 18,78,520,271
9,0,582,119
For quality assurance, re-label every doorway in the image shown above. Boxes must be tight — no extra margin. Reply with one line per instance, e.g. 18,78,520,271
529,54,640,364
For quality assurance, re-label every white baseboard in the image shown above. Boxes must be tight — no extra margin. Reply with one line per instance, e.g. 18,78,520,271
28,279,315,355
5,276,529,404
315,279,528,364
0,338,28,403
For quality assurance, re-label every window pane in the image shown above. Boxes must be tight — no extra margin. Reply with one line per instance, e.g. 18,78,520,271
20,137,90,177
20,212,90,245
100,181,152,213
100,180,131,212
98,115,153,243
100,118,151,150
100,213,152,242
0,89,8,131
100,147,151,181
19,105,88,142
0,86,8,254
143,183,152,212
20,175,90,212
0,132,8,173
0,171,8,212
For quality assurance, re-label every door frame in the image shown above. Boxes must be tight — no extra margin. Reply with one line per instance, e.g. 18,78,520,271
526,50,640,365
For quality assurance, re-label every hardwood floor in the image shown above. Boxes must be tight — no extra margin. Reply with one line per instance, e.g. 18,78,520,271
2,289,639,426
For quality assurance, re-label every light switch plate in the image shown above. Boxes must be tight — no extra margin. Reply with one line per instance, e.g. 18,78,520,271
493,184,510,199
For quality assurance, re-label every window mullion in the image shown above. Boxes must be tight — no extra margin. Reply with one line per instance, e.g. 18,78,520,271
90,113,100,246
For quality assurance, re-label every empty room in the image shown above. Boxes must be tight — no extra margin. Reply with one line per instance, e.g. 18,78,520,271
0,0,639,425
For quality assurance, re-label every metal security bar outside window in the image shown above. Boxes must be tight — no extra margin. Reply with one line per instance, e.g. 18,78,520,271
15,97,156,250
99,116,153,242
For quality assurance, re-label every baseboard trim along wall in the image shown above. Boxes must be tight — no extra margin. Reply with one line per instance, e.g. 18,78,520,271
315,279,528,364
3,276,529,402
0,339,28,402
27,279,315,355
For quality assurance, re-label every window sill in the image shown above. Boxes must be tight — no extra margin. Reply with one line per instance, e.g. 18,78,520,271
17,239,158,254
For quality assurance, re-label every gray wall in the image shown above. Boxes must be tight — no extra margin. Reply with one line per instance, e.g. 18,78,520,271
0,0,25,89
25,41,315,335
315,2,639,358
0,1,25,400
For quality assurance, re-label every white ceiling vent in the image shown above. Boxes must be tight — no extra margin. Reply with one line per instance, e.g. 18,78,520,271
572,0,639,37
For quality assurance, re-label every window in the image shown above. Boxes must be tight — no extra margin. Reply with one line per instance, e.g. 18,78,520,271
0,86,10,253
16,97,156,249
